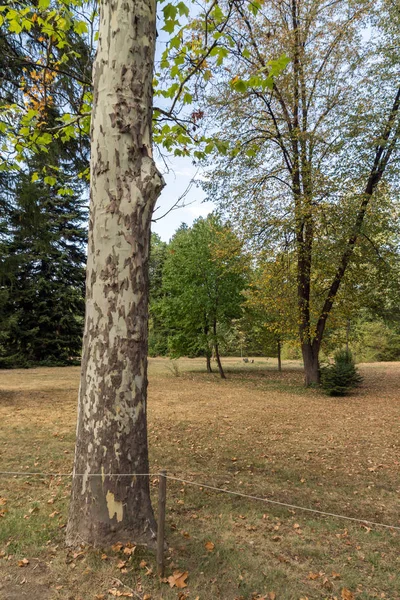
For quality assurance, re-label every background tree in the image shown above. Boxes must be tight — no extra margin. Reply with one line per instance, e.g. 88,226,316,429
245,252,298,370
0,138,87,367
148,232,169,357
156,215,248,378
0,9,90,367
200,0,400,384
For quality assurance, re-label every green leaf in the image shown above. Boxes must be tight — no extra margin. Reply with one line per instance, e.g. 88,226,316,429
74,20,88,35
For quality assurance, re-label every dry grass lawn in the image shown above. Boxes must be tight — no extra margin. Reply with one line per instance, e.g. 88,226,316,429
0,358,399,600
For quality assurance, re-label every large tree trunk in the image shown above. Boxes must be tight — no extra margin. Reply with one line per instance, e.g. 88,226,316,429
66,0,163,547
301,342,320,386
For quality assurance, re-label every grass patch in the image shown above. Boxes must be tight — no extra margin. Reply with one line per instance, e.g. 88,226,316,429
0,359,399,599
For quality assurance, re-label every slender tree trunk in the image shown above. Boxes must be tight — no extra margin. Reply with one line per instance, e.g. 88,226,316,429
204,324,213,372
277,339,282,372
213,319,226,379
66,0,163,547
215,343,226,379
302,342,320,386
346,319,350,353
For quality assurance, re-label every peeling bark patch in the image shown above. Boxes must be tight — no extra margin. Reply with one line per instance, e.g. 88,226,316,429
106,491,123,522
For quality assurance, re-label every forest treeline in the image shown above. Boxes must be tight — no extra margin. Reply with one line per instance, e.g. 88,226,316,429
2,203,399,370
0,0,400,378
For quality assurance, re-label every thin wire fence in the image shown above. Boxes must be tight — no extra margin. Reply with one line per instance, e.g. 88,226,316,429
0,470,399,532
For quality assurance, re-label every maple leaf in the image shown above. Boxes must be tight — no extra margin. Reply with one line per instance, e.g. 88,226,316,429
341,589,354,600
117,560,127,569
167,571,188,589
205,541,215,552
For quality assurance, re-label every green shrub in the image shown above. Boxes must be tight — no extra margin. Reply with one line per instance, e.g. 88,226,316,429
321,349,362,396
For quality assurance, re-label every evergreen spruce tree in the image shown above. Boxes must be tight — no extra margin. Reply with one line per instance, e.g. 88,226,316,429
0,117,87,367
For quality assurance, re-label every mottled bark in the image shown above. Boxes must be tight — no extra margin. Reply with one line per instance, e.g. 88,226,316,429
66,0,164,547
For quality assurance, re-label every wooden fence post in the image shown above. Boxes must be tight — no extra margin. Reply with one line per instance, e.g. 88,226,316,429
157,470,167,577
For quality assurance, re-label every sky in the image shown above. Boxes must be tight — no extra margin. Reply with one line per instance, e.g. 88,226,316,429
151,157,215,242
151,5,216,242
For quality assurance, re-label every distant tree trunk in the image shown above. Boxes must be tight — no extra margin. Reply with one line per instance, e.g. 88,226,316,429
204,324,213,372
346,319,350,352
66,0,163,547
277,339,282,372
213,319,226,379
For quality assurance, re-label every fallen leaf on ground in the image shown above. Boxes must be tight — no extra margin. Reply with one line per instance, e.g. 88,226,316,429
123,545,136,556
108,589,133,598
341,589,354,600
205,541,215,552
0,498,6,506
111,542,123,552
18,558,29,567
167,571,188,589
268,592,276,600
331,571,341,579
117,560,127,570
